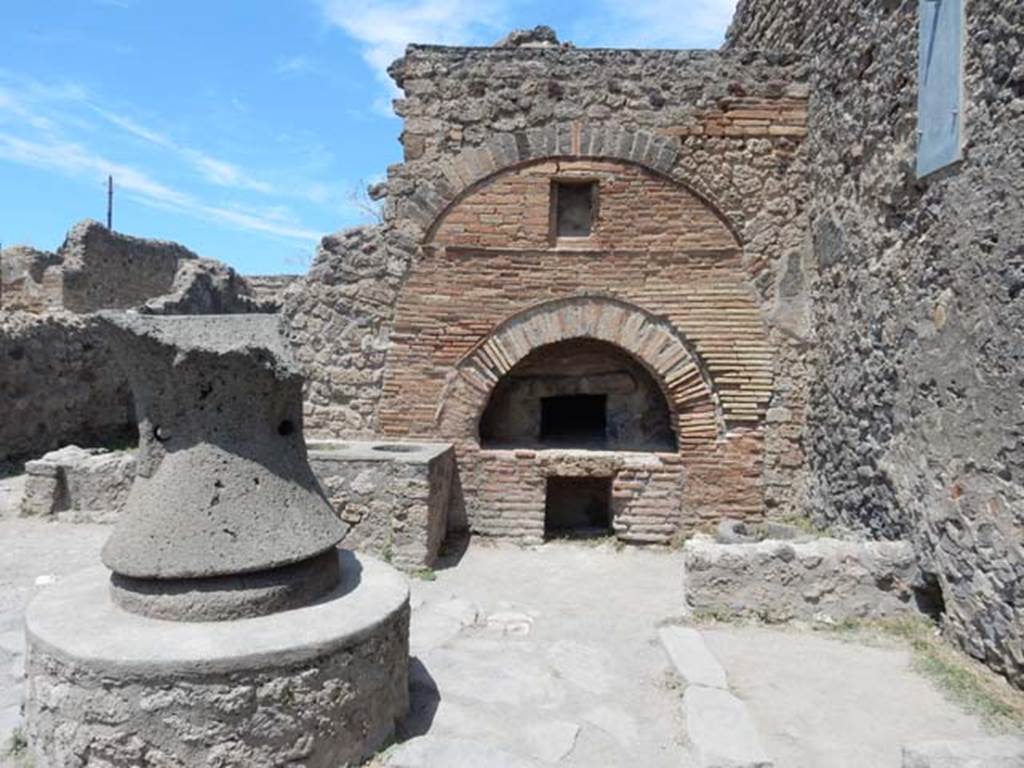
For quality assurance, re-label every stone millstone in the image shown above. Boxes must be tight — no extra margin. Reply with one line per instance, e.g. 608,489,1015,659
97,312,347,582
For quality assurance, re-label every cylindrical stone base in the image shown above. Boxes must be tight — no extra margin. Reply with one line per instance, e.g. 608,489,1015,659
25,550,409,768
109,547,342,621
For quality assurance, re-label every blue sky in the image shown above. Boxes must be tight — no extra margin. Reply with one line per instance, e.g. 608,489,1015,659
0,0,736,275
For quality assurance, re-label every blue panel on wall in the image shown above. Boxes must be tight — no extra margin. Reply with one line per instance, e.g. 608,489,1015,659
917,0,964,178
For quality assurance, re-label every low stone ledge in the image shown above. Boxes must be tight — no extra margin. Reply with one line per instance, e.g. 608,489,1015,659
684,534,921,623
20,440,457,573
308,440,454,571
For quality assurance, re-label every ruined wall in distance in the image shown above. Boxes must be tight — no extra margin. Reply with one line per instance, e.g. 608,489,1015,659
0,312,134,463
0,246,64,312
58,220,197,313
1,221,280,461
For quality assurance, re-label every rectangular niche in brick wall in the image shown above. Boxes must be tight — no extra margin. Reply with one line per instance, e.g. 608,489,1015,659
545,476,612,538
551,180,597,238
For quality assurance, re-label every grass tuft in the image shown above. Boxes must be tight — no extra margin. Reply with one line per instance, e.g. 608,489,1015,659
412,568,437,581
826,616,1024,729
4,727,34,767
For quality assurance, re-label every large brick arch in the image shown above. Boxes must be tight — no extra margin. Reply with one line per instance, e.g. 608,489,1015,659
436,295,723,450
398,121,741,245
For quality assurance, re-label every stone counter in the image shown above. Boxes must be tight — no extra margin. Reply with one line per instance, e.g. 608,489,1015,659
307,440,455,570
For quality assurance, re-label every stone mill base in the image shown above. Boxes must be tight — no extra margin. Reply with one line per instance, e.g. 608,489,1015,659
23,550,409,768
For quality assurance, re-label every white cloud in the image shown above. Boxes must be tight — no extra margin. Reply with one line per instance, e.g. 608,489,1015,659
88,106,276,194
0,72,281,198
0,80,323,244
275,55,319,76
0,131,320,241
319,0,739,112
318,0,509,101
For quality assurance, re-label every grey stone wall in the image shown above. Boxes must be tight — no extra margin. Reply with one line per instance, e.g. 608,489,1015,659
242,274,301,312
2,220,274,316
728,0,1024,687
308,441,454,569
58,220,196,312
282,226,419,438
1,221,284,461
140,256,269,315
0,312,134,463
21,445,136,522
0,246,63,312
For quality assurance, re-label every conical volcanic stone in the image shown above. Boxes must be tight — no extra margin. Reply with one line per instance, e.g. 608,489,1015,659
98,312,347,580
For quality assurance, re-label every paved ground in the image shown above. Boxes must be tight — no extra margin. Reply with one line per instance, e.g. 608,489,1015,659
392,540,693,767
702,625,991,768
0,499,1007,767
0,476,24,522
0,515,110,759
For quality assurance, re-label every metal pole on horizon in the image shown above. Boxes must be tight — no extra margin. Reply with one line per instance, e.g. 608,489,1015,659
107,175,113,230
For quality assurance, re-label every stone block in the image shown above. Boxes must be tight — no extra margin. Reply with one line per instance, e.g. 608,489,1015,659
308,440,455,570
659,626,728,689
21,445,135,522
684,686,773,768
25,552,409,768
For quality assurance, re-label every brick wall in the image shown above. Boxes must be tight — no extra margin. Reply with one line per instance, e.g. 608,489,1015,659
285,38,812,538
433,159,736,251
376,157,774,539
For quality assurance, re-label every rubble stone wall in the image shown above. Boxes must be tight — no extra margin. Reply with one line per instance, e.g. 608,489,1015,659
308,441,454,569
55,220,197,313
728,0,1024,687
242,274,301,311
282,226,419,438
0,246,64,312
21,445,136,523
684,534,921,623
0,312,134,463
1,222,285,461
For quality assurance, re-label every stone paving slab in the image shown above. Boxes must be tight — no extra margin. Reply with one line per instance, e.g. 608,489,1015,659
901,736,1024,767
394,542,694,767
684,685,773,768
702,626,999,768
659,626,728,689
384,736,544,767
